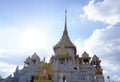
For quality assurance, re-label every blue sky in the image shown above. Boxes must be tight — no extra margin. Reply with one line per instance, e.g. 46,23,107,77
0,0,120,81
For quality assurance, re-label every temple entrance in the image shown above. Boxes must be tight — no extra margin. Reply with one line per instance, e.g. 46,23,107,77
30,74,38,82
48,74,52,80
63,76,66,82
30,76,34,82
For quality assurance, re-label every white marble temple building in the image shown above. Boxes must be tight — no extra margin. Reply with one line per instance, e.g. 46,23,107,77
2,11,105,82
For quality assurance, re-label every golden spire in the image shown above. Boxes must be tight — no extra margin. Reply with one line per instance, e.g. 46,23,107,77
62,9,69,41
53,10,76,54
64,9,67,35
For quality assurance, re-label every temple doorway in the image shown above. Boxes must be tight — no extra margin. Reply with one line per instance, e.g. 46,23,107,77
30,76,34,82
63,76,66,82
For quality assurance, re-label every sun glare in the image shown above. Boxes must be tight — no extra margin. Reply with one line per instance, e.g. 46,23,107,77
21,29,46,50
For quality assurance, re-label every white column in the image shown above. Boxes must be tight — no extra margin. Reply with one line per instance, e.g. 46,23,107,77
57,59,59,64
65,59,67,64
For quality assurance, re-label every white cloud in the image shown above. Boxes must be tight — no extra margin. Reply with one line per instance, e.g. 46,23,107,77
84,26,120,59
0,22,59,78
75,25,120,81
81,0,120,25
74,38,85,55
0,62,17,78
0,23,57,52
79,14,86,19
0,61,24,78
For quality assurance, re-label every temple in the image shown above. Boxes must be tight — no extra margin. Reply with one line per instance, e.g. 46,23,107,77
1,11,105,82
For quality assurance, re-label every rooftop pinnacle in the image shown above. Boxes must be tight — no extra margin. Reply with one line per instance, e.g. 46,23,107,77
53,10,76,54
